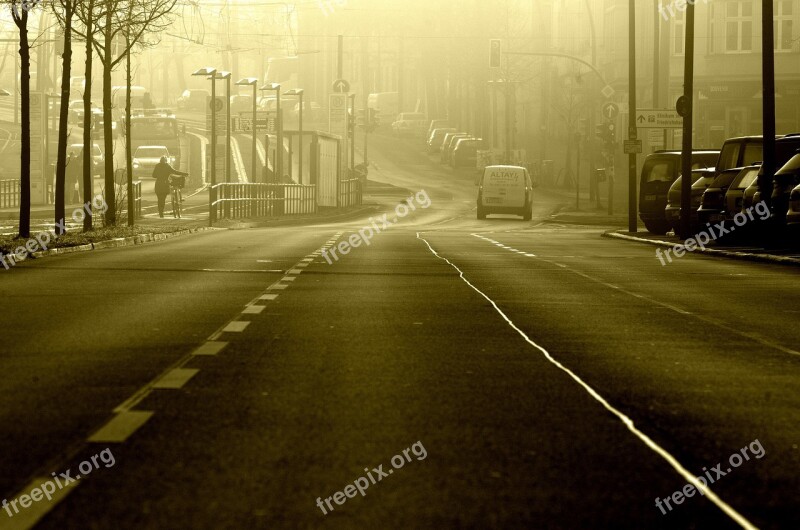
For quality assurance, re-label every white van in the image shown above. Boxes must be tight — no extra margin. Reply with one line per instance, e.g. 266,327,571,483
477,165,534,220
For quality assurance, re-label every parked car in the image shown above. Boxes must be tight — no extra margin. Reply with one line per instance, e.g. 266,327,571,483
665,168,716,237
786,182,800,231
392,113,427,136
441,133,470,164
452,138,480,169
177,89,210,111
771,151,800,225
439,132,466,157
698,168,744,227
426,119,450,142
639,150,718,234
133,145,173,178
477,165,535,220
723,164,761,226
427,128,456,154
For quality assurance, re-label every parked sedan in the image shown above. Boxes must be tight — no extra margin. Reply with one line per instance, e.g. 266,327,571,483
723,165,760,223
452,138,480,169
771,151,800,225
441,133,470,164
665,168,716,237
786,182,800,231
698,168,744,227
427,128,456,154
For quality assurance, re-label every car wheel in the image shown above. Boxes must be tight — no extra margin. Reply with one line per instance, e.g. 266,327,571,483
643,219,670,235
523,206,532,221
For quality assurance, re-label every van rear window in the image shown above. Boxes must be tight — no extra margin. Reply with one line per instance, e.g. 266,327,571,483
643,160,673,183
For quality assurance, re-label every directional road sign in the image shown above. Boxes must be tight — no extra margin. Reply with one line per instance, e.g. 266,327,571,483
332,79,350,93
635,109,682,129
601,102,619,120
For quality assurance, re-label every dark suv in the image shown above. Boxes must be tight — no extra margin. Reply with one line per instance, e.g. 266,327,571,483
639,150,718,234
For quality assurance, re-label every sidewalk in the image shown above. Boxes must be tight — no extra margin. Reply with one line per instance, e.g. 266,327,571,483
603,230,800,266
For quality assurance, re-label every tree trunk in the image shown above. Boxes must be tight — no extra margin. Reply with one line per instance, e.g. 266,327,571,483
125,33,134,227
82,0,94,232
55,3,73,236
16,9,31,239
102,7,115,225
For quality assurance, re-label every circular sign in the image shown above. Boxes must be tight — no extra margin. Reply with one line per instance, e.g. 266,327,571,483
332,79,350,93
211,97,224,112
601,102,619,120
676,95,689,117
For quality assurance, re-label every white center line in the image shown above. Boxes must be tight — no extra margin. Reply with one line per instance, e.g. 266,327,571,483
152,368,199,389
88,411,154,443
223,321,250,333
242,305,265,314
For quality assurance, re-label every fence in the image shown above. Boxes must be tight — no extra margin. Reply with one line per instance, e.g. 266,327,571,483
0,179,19,208
210,183,317,221
339,178,362,207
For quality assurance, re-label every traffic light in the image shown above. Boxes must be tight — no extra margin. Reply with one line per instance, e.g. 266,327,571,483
489,39,502,68
595,121,616,147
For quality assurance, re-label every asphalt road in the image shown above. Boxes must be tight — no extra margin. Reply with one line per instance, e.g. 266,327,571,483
0,131,798,529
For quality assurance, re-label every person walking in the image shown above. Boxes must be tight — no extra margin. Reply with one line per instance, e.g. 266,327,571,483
152,156,188,218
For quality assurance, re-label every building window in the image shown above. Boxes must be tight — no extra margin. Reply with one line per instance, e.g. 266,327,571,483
725,1,753,53
708,3,715,54
775,0,794,52
673,9,685,55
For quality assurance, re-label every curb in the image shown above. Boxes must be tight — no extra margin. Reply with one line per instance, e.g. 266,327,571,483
4,227,220,262
602,230,800,267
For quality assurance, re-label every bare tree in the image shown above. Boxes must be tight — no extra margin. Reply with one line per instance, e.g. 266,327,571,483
8,0,43,239
52,0,80,235
93,0,178,225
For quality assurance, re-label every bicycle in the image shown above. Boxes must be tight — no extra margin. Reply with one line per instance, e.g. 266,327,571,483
168,174,186,219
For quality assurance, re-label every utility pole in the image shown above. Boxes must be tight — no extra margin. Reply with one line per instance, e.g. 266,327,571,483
761,0,776,211
628,0,638,232
679,0,695,238
362,36,369,167
337,35,344,80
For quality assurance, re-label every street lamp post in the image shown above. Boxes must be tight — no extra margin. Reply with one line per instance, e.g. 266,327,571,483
192,67,217,224
285,89,304,182
348,93,356,176
217,71,232,184
260,83,282,180
236,78,259,182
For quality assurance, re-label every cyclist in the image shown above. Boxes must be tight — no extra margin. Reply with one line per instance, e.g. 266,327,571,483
153,156,188,218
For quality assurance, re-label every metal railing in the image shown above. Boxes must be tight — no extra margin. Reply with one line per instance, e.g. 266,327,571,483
0,179,19,208
133,181,142,219
339,178,362,208
210,183,317,221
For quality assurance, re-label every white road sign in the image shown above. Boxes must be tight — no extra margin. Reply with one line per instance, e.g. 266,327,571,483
635,109,682,129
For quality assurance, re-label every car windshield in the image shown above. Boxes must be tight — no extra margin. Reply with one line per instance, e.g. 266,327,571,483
711,169,741,188
136,148,167,158
735,168,760,188
717,142,742,171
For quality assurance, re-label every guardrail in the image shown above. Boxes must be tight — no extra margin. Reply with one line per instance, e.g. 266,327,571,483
339,178,362,207
210,183,317,222
1,179,19,208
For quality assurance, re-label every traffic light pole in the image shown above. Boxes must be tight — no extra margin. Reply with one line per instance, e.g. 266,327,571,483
679,2,695,238
627,0,638,233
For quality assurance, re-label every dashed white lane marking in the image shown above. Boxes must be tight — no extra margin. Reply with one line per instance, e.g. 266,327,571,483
260,294,279,300
269,284,288,290
242,305,265,315
201,269,284,273
296,263,309,268
281,276,296,282
192,341,227,356
2,477,79,529
288,269,302,275
152,368,199,389
301,258,314,262
222,321,250,333
423,233,757,530
88,411,154,443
